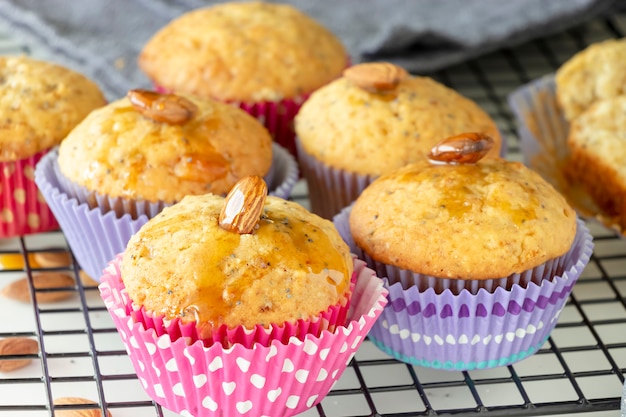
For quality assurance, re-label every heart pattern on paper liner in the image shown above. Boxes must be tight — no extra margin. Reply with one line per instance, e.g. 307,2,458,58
99,257,388,417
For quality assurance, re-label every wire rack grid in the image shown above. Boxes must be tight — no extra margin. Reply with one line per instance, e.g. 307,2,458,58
1,11,626,417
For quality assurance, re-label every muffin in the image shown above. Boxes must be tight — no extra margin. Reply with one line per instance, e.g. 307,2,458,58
295,62,503,219
35,90,298,281
566,95,626,233
0,55,106,237
509,38,626,236
99,176,388,417
555,38,626,121
138,1,348,159
334,133,593,370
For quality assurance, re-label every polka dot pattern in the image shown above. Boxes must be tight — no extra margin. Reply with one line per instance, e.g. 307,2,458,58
0,149,58,237
100,256,388,417
366,220,593,371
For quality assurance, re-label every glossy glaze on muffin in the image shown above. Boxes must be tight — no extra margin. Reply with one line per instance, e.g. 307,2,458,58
121,194,353,328
57,93,272,202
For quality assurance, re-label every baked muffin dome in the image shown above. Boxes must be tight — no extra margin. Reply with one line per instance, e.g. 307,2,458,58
57,91,272,202
138,1,347,103
0,55,106,161
556,38,626,121
349,157,576,279
121,192,353,329
295,64,502,176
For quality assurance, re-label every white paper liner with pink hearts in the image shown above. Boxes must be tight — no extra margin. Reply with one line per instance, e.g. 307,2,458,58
34,145,298,281
0,149,59,237
99,255,388,417
334,207,593,370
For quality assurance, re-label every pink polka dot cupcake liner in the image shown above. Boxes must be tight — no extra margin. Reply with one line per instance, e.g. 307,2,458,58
99,255,388,417
0,149,59,238
334,207,593,370
34,145,298,281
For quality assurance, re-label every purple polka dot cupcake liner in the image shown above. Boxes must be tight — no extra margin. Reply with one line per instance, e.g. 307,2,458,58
34,145,298,281
334,207,593,370
99,256,388,417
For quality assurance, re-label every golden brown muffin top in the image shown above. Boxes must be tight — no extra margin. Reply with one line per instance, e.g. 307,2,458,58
295,68,502,176
138,1,347,102
556,38,626,121
0,56,106,161
349,158,576,280
121,192,353,329
58,91,272,202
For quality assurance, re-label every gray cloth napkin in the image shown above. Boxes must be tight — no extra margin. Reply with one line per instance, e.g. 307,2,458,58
0,0,615,100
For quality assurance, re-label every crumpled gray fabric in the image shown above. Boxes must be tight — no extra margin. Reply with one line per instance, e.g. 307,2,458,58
0,0,615,100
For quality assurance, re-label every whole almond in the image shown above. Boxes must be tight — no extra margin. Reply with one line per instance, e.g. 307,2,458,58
128,89,198,125
32,251,72,268
78,270,99,287
219,176,268,234
343,62,409,93
1,272,75,303
54,397,112,417
0,337,39,372
428,132,495,165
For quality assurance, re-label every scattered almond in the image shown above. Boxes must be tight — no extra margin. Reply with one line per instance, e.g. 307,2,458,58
0,253,40,270
1,272,75,303
0,337,39,372
219,175,268,234
428,132,495,165
78,270,99,287
53,397,112,417
128,89,197,125
343,62,408,94
32,251,72,268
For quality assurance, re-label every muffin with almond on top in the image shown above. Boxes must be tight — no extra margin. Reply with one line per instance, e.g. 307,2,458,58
295,62,502,219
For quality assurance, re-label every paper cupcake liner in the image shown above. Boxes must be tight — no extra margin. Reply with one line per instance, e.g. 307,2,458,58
296,137,376,220
296,130,508,222
34,145,298,282
45,144,297,218
99,256,388,417
126,272,356,349
334,207,593,370
0,149,59,237
507,75,619,234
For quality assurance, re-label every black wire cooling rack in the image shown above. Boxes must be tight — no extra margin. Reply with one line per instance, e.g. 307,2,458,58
1,11,626,417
